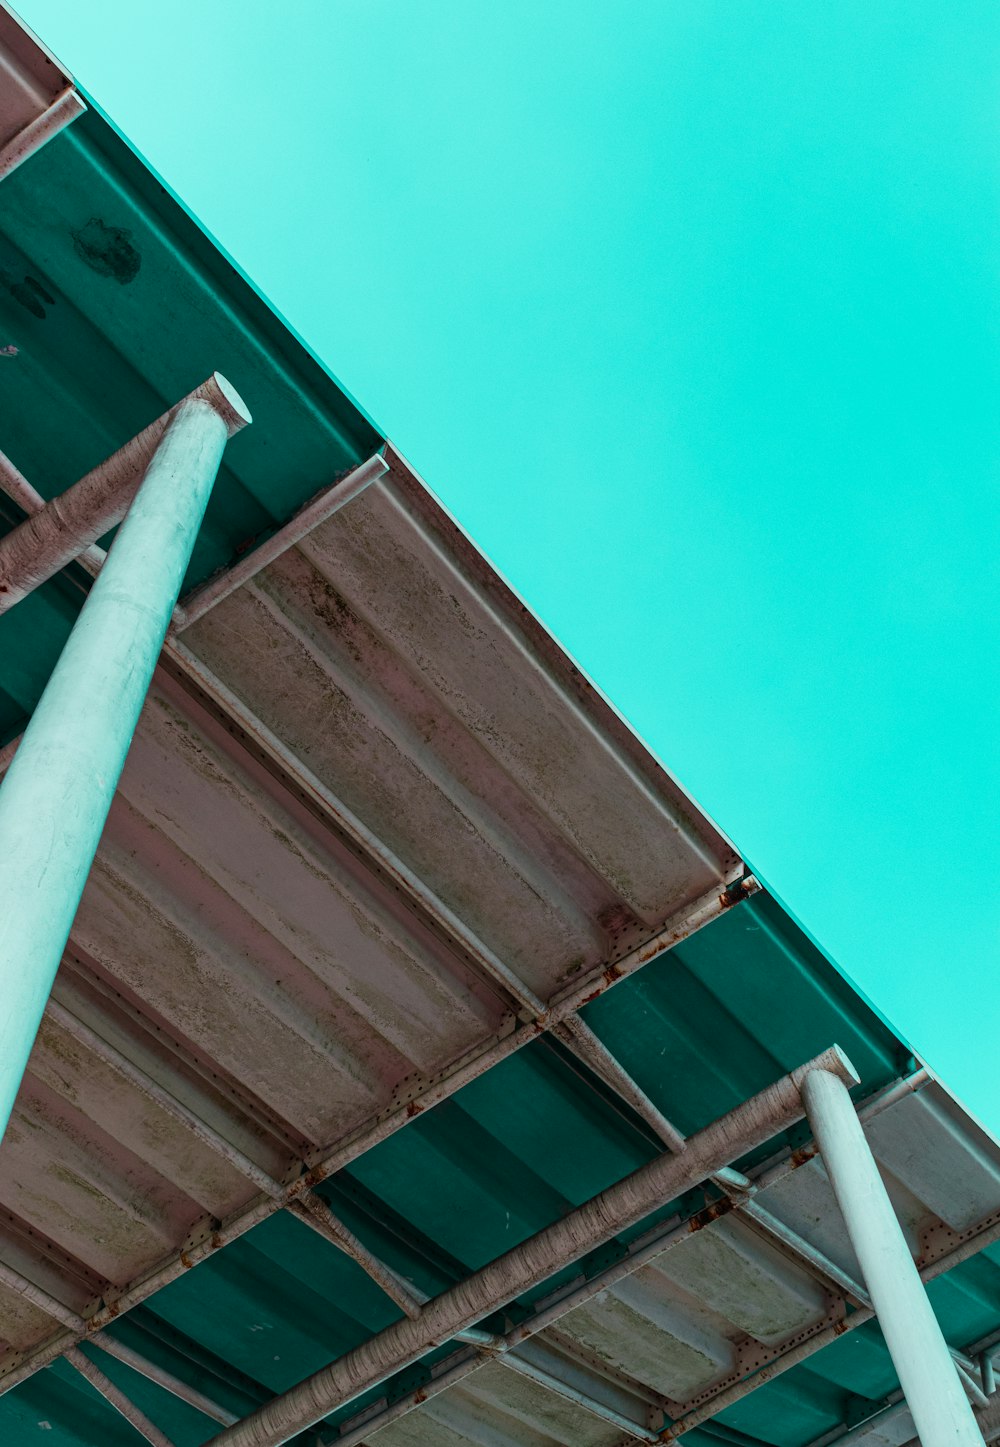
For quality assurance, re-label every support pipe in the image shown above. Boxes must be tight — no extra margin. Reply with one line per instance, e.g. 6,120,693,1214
0,379,250,1143
801,1068,984,1447
0,373,247,612
204,1045,858,1447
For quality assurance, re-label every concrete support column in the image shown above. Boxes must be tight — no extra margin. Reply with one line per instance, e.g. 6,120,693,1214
0,380,250,1142
801,1067,984,1447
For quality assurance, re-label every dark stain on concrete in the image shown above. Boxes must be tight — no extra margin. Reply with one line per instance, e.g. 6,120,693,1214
71,218,141,284
9,275,54,319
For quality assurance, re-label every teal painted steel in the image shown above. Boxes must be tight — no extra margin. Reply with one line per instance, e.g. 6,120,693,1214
0,394,242,1141
0,104,382,747
0,31,997,1446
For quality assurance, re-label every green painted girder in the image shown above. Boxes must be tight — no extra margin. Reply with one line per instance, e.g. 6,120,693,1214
0,104,382,746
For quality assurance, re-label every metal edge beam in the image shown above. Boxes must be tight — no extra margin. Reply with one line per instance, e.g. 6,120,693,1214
290,1074,966,1447
0,1259,85,1333
553,1017,870,1309
2,450,751,1146
172,451,389,631
0,873,749,1396
2,446,741,1039
371,443,744,883
659,1207,1000,1437
196,1045,858,1447
288,1194,426,1320
42,998,286,1201
89,1334,238,1429
164,633,555,1021
0,86,85,183
0,374,248,612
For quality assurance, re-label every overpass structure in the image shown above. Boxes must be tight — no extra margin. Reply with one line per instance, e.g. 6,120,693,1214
1,9,999,1446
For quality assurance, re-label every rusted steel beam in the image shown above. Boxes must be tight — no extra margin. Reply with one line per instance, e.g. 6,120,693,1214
736,1197,870,1310
165,635,553,1021
0,86,85,182
330,1346,486,1447
0,374,248,613
4,1070,957,1447
43,999,435,1321
498,1338,661,1442
65,1345,179,1447
301,1159,1000,1447
553,1016,867,1310
0,872,757,1398
662,1139,998,1438
0,449,105,574
200,1071,942,1447
0,1260,85,1333
553,1015,688,1152
200,1045,858,1447
89,1334,238,1428
172,451,389,631
747,1067,930,1195
288,1194,426,1320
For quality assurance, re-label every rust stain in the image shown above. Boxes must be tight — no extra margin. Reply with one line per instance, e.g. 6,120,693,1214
413,1389,427,1404
720,875,756,910
687,1197,734,1232
791,1146,817,1168
405,1101,423,1118
180,1252,194,1270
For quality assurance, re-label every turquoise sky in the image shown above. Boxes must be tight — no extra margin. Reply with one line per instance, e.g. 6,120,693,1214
16,1,1000,1127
